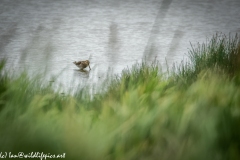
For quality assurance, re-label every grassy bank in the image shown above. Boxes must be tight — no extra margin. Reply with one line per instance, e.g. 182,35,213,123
0,34,240,160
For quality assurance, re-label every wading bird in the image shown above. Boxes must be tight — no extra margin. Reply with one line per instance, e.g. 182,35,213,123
73,60,91,70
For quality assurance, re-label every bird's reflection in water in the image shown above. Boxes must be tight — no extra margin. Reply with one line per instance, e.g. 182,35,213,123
73,69,90,79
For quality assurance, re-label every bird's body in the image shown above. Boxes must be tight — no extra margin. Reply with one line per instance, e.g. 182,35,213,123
73,60,91,70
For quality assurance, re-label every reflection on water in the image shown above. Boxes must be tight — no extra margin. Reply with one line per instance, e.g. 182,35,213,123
74,69,90,79
0,0,240,93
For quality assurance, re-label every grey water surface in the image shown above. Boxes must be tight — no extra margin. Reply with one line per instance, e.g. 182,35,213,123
0,0,240,93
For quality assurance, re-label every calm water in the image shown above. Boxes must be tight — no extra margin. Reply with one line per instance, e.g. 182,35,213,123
0,0,240,93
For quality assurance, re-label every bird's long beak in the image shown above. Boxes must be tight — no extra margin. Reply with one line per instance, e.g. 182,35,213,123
89,65,91,70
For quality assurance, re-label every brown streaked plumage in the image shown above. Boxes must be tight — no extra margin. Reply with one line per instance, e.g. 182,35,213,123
73,60,91,70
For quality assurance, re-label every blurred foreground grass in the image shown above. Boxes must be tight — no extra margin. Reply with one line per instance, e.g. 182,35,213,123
0,34,240,160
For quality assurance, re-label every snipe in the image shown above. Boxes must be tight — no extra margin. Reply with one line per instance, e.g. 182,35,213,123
73,60,91,70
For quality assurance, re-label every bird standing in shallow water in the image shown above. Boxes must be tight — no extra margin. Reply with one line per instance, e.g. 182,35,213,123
73,60,91,70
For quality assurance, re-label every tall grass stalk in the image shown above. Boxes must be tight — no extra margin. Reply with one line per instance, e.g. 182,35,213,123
172,33,240,86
